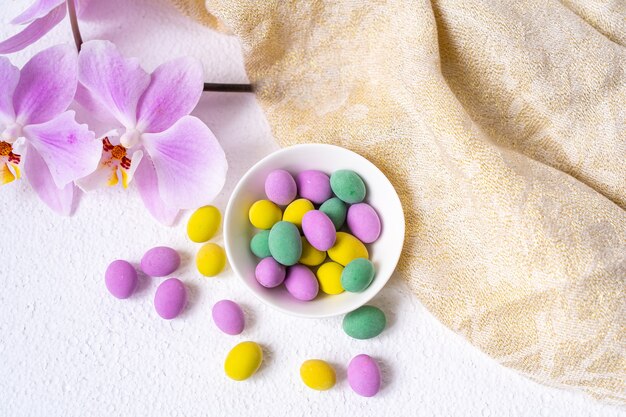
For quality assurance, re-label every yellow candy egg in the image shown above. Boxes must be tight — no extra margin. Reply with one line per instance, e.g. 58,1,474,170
282,198,314,228
249,200,282,230
299,236,326,266
327,232,369,266
316,262,344,295
196,243,226,277
300,359,336,391
225,341,263,381
187,205,221,243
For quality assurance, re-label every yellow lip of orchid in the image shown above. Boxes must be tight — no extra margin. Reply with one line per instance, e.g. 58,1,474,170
0,141,21,185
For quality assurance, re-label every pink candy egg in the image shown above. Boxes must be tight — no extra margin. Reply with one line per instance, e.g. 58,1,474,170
154,278,187,319
295,170,332,204
265,169,297,206
105,260,138,299
284,265,319,301
141,246,180,277
302,210,336,251
346,203,381,243
255,257,286,288
347,354,381,397
212,299,245,335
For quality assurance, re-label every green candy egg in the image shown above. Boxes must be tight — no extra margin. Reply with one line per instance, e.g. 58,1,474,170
342,305,386,340
319,197,347,230
341,258,375,292
250,230,271,258
268,221,302,266
330,170,366,204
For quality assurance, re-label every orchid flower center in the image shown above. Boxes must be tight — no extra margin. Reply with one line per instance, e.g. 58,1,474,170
102,138,131,170
1,123,23,143
0,141,21,164
119,128,141,149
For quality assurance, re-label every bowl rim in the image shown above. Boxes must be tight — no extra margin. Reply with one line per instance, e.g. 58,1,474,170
223,143,405,318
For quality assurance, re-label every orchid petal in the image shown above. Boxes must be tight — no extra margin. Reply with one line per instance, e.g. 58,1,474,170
24,145,74,215
78,40,150,127
134,156,179,226
73,84,124,137
10,0,65,25
142,115,227,209
13,44,77,125
136,57,203,133
0,57,19,125
23,111,100,188
75,163,115,192
0,4,66,54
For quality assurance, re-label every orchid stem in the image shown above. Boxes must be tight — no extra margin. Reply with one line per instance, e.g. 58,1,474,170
66,0,82,51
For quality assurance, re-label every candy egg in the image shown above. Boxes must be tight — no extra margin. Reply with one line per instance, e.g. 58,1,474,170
196,243,226,277
299,236,326,266
224,341,263,381
341,258,375,292
282,198,314,228
249,199,282,230
265,169,297,206
295,170,332,204
105,260,138,299
250,230,271,258
316,262,344,295
212,299,245,335
347,354,381,397
342,305,386,339
268,221,302,266
255,257,286,288
187,205,221,243
284,264,319,301
330,170,366,203
347,203,381,243
154,278,187,319
302,210,336,251
319,197,347,229
141,246,180,277
300,359,336,391
327,232,369,266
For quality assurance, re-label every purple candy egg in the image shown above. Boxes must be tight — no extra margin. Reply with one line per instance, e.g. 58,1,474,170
265,169,297,206
347,354,381,397
141,246,180,277
346,203,381,244
255,257,286,288
295,170,332,204
284,265,319,301
302,210,336,251
154,278,187,319
212,299,245,335
105,259,138,299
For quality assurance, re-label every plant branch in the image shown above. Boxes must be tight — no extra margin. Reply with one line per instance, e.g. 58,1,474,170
66,0,82,51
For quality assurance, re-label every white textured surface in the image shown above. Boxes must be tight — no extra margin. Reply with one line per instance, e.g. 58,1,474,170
0,1,623,416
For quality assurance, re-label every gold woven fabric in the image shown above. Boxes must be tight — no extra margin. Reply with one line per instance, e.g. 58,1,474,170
171,0,626,403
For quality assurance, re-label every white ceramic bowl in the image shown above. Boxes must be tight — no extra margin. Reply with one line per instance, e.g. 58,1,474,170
224,144,405,318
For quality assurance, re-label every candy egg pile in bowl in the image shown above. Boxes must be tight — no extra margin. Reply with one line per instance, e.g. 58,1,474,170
224,144,405,318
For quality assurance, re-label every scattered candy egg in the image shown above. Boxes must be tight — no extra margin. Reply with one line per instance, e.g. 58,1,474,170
154,278,187,319
319,197,347,229
342,305,386,340
347,354,381,397
268,221,302,266
316,262,344,295
255,257,286,288
295,170,332,204
187,205,221,243
300,359,336,391
225,341,263,381
299,236,326,266
330,170,366,204
327,232,369,266
105,259,138,299
341,258,375,292
301,210,336,251
141,246,180,277
212,299,245,335
250,230,272,258
284,264,319,301
282,198,314,228
249,199,282,230
347,203,381,243
196,243,226,277
265,169,297,206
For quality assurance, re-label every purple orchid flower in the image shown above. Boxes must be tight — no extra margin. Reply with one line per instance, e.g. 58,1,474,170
75,40,228,225
0,44,100,214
